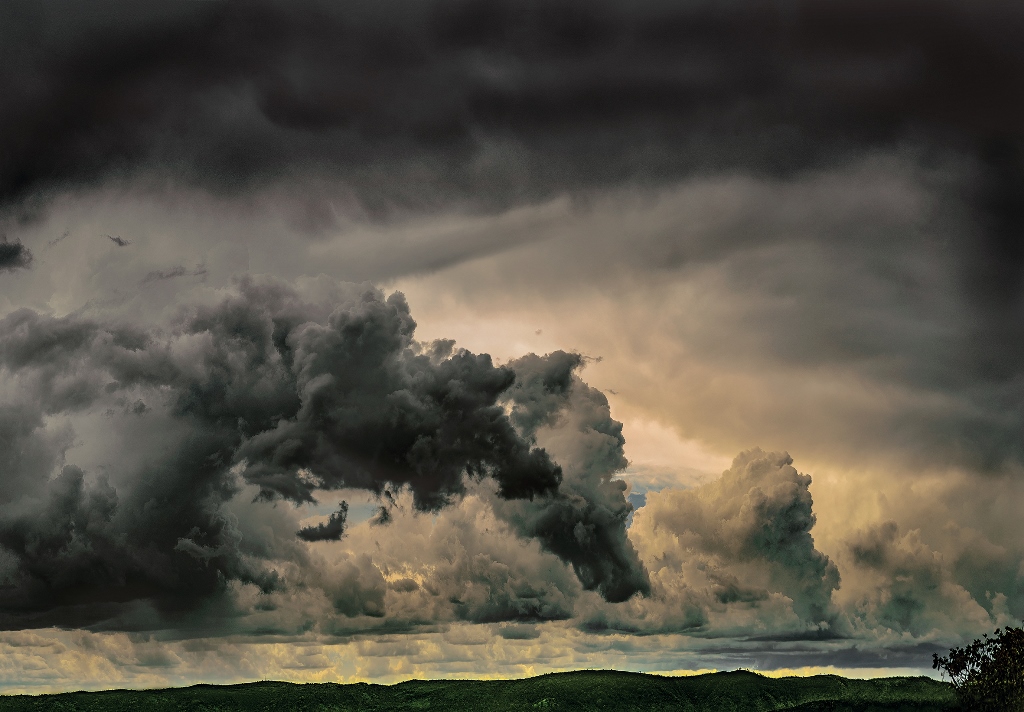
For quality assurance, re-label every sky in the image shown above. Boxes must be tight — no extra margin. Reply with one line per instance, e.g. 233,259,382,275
0,0,1023,694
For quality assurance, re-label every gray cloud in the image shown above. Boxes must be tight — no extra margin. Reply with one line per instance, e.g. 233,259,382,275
494,352,650,603
392,153,1024,480
342,487,582,626
297,502,349,542
0,276,646,630
1,0,1021,226
838,518,1018,639
0,404,72,506
225,286,561,509
141,265,205,283
622,449,842,634
1,2,1021,481
0,239,32,272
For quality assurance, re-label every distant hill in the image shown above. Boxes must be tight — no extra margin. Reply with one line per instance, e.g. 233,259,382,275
0,669,956,711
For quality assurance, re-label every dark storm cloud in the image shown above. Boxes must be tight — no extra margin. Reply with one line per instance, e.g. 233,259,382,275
0,239,32,272
496,352,650,603
297,502,349,542
4,1,1022,470
3,1,1023,473
0,404,72,506
0,278,648,629
228,287,560,508
1,0,1022,216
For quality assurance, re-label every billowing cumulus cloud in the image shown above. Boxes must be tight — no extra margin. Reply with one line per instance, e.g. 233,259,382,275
0,277,647,631
495,352,650,602
336,487,581,627
634,450,841,629
575,450,842,638
842,521,985,638
834,506,1024,642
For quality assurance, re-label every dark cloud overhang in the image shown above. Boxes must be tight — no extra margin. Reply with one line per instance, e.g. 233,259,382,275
0,239,32,271
1,0,1023,215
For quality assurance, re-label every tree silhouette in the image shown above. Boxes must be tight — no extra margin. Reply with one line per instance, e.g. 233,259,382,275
933,625,1024,711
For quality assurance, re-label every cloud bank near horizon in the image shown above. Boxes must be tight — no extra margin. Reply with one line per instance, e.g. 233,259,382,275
1,274,1019,680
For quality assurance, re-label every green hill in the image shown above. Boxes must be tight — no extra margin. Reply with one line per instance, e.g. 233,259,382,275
0,670,956,711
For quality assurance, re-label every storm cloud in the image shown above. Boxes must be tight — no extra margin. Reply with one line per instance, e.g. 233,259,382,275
577,450,842,637
3,0,1020,474
0,0,1022,686
1,0,1023,219
0,239,32,272
495,351,650,602
637,450,840,627
0,277,647,630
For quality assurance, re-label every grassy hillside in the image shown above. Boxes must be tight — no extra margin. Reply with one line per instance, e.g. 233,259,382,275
0,669,956,711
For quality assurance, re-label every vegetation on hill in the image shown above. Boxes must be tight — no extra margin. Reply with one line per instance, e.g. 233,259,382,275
0,670,955,711
933,624,1024,711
